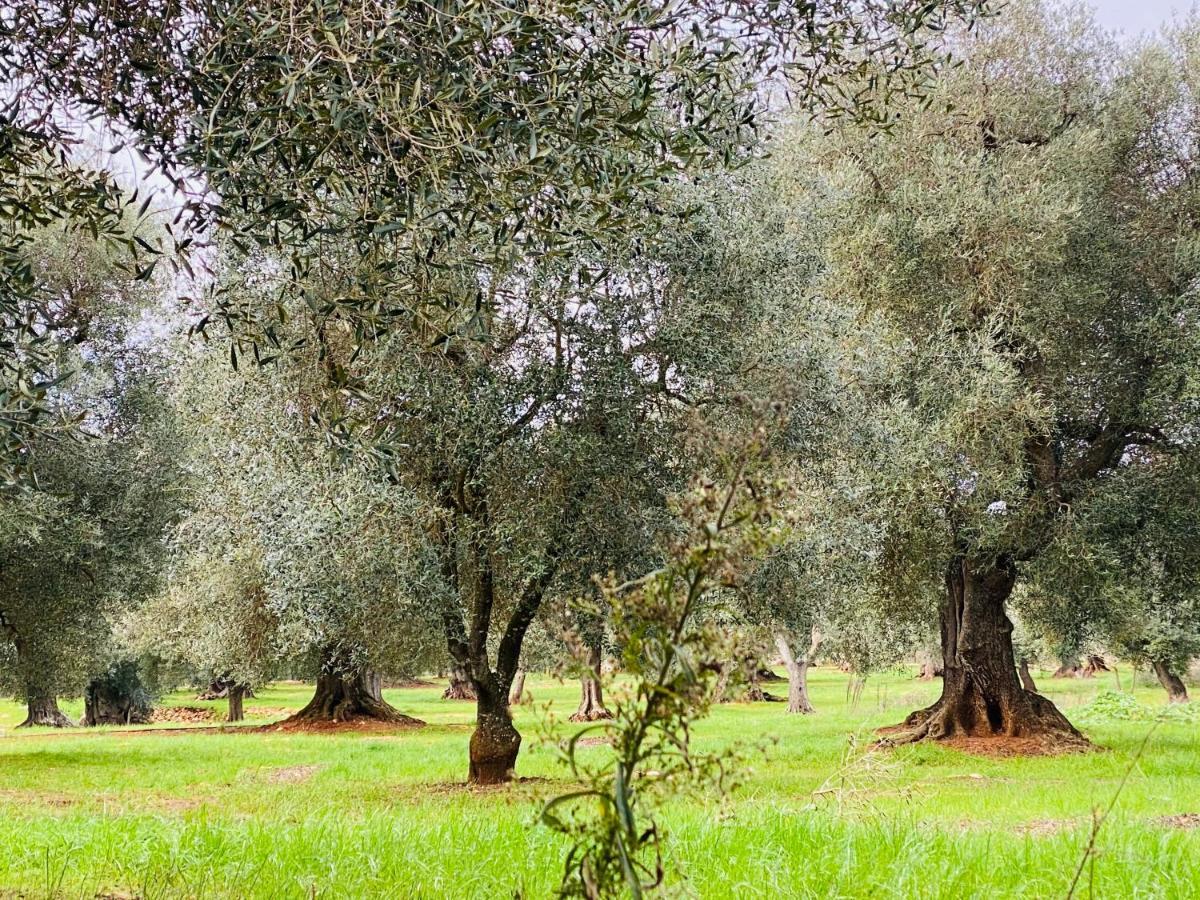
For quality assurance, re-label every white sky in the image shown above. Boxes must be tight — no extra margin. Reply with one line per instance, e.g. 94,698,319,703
1090,0,1190,34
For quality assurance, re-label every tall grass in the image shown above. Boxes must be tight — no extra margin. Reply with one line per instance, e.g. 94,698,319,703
0,668,1194,897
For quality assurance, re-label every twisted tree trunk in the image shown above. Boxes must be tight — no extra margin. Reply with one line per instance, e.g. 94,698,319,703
889,557,1087,749
284,649,423,725
443,664,477,700
569,643,612,722
1051,655,1082,678
1018,657,1039,693
19,694,74,728
1152,660,1189,704
775,627,819,714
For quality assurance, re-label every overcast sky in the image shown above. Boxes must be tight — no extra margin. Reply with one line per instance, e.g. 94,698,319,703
1090,0,1190,34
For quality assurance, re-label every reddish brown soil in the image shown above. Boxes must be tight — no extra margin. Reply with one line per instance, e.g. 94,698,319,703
876,726,1095,758
151,706,218,724
257,715,424,734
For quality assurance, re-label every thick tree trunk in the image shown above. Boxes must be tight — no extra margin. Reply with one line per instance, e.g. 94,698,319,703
890,557,1087,749
470,687,521,784
508,668,526,706
1152,660,1189,704
916,649,943,680
1051,656,1082,679
18,695,74,728
775,631,815,714
284,652,423,725
1018,658,1039,693
1081,655,1110,678
227,684,246,722
569,644,612,722
443,665,477,700
745,669,768,702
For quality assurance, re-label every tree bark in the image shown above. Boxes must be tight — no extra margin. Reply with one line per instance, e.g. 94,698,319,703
775,630,816,714
916,648,943,680
284,651,423,725
1081,655,1110,678
1051,655,1082,678
470,684,521,784
569,643,612,722
1018,658,1039,693
508,668,526,706
18,695,74,728
227,683,246,722
442,664,477,700
891,557,1087,748
1152,660,1189,704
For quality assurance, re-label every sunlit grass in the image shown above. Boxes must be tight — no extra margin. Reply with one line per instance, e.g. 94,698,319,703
0,667,1195,897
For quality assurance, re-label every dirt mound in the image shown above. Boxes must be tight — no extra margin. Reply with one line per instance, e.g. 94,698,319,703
257,715,424,734
151,706,217,724
876,726,1094,758
937,734,1093,758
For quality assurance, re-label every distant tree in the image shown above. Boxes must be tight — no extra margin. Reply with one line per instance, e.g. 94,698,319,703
1031,452,1200,703
135,340,445,725
0,225,181,725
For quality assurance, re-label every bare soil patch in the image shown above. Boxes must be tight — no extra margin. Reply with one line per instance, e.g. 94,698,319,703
422,776,554,796
257,716,424,735
1014,818,1077,836
245,706,294,719
266,764,322,784
151,706,217,724
1157,813,1200,829
876,727,1094,758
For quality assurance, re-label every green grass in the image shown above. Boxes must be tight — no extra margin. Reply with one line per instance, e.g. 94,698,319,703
0,668,1196,898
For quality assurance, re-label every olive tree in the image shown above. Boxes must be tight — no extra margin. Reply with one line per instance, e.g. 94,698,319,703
782,1,1200,746
0,225,180,725
137,336,445,724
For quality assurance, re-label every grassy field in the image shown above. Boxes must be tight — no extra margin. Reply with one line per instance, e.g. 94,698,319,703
0,667,1195,899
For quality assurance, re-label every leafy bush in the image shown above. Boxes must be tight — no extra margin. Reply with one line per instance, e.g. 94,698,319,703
1076,691,1198,725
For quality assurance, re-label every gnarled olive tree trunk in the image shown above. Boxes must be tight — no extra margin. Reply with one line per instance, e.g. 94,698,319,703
570,643,611,722
1152,660,1189,704
284,649,423,725
442,664,477,700
775,626,821,714
893,557,1086,748
19,694,74,728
